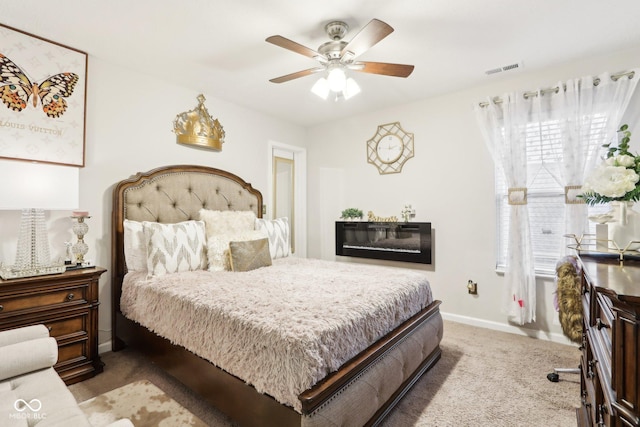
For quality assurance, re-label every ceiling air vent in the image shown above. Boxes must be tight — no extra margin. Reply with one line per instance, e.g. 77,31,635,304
485,61,523,76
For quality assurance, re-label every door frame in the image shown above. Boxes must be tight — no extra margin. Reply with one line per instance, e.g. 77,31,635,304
267,141,307,257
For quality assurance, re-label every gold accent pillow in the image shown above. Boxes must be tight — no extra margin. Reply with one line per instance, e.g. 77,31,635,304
228,238,272,272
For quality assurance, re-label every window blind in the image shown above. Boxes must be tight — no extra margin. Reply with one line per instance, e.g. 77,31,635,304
495,116,609,274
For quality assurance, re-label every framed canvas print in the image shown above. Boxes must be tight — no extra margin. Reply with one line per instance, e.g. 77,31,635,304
0,23,87,167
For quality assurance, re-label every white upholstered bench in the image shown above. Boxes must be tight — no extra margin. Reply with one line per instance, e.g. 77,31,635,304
0,325,132,427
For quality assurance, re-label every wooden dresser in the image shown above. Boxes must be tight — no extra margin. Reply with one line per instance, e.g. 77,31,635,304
0,267,106,385
578,255,640,426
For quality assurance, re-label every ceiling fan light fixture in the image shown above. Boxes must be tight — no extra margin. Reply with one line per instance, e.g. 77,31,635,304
267,19,415,90
343,77,361,100
311,77,330,99
327,66,347,92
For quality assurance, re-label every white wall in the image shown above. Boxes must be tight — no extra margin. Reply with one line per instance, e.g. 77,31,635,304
0,56,307,349
3,43,640,350
306,45,640,341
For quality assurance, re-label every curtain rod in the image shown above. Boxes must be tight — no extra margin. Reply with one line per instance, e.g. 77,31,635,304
478,70,635,107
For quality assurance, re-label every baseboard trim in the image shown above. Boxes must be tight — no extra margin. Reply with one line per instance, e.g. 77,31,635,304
441,311,574,346
98,341,112,354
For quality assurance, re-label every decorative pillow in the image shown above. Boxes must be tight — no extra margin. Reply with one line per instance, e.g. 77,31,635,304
199,209,257,238
143,220,207,276
207,229,267,271
123,219,147,272
255,217,290,259
228,238,272,272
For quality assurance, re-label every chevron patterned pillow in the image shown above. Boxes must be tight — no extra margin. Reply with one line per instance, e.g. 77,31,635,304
143,220,207,276
255,217,290,259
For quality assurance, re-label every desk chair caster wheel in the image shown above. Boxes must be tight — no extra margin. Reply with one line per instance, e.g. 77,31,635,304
547,372,560,382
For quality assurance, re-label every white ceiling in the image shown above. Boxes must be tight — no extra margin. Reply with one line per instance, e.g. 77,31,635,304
4,0,640,127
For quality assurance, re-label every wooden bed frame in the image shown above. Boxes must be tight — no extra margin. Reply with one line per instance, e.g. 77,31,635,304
111,164,442,427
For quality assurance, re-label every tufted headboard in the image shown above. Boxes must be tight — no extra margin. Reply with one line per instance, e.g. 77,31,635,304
111,165,263,318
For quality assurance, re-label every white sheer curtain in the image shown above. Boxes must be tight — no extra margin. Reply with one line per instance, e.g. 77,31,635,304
476,93,536,325
556,72,638,242
475,70,638,325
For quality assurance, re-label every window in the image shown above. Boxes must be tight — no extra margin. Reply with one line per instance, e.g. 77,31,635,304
495,116,608,275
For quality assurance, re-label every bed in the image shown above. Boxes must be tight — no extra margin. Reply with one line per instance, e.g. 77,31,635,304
111,164,443,427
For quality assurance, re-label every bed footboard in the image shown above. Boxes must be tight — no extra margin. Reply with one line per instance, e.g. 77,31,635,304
115,300,442,427
302,302,442,427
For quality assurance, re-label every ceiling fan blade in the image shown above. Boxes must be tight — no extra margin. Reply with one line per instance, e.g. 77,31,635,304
269,67,325,84
266,35,324,60
355,61,415,78
340,19,394,59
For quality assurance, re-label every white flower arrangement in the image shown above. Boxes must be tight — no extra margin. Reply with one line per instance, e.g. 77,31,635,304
580,124,640,205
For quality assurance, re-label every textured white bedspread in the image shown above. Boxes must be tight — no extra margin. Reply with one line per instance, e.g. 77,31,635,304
121,257,433,412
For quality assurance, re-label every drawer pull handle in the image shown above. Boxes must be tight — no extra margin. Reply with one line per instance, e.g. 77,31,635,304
597,404,606,427
0,304,3,312
66,293,75,301
47,326,52,332
587,360,596,378
596,318,609,330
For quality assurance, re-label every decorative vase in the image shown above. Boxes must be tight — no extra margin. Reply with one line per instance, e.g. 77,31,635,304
608,201,640,251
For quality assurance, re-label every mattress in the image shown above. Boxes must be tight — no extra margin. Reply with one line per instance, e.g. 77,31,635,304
120,257,433,412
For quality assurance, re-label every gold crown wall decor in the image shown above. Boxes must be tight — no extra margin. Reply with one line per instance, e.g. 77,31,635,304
173,94,225,150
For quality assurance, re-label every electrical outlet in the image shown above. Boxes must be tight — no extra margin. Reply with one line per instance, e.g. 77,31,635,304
467,280,478,295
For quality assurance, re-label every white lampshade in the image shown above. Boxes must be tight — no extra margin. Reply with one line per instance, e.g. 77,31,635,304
327,67,347,92
343,78,361,100
311,78,330,99
311,73,361,101
0,159,79,210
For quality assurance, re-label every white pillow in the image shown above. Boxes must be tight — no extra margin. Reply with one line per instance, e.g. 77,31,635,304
123,219,147,272
207,229,267,271
199,209,257,238
255,217,290,259
143,220,207,276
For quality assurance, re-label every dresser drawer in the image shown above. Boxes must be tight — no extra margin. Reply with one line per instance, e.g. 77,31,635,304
580,356,597,426
45,312,88,340
0,284,87,316
57,338,88,366
581,356,611,427
594,293,614,344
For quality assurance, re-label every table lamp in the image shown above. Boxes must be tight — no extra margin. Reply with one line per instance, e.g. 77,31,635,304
0,160,79,279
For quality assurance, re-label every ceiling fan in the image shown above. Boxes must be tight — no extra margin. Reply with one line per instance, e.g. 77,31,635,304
265,19,414,98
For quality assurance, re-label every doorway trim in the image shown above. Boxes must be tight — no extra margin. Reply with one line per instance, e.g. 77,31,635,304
267,141,307,257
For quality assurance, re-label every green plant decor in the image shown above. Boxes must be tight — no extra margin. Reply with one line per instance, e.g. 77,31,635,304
341,208,363,219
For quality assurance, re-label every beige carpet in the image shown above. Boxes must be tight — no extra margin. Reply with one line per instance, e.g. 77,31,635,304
69,320,581,426
78,380,207,427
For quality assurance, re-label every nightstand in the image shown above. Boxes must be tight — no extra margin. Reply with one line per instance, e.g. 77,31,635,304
0,267,106,385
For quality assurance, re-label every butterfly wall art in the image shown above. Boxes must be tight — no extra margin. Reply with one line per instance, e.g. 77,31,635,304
0,23,87,166
0,54,79,118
